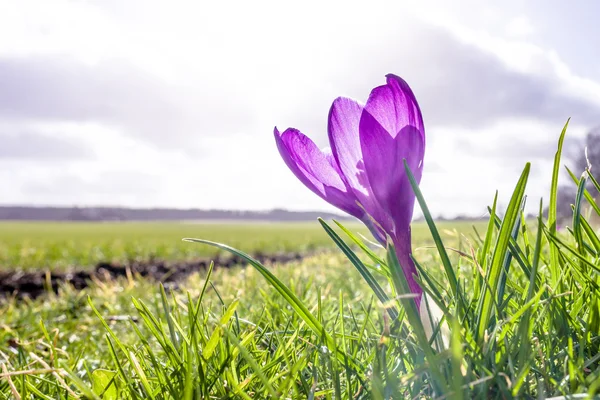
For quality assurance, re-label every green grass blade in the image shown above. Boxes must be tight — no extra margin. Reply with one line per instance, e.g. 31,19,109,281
449,317,465,400
159,283,181,352
203,300,239,360
496,197,526,314
567,166,600,216
332,219,388,276
548,119,570,287
580,215,600,253
517,199,545,371
476,163,530,342
543,229,600,274
480,192,499,268
588,169,600,194
318,218,398,321
403,159,463,315
572,172,588,256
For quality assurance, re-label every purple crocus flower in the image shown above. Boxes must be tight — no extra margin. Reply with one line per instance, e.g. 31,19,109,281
274,74,425,302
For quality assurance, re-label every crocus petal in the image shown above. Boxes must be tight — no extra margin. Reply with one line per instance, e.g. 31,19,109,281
364,74,424,141
359,112,424,231
327,97,364,194
327,97,393,235
274,127,364,218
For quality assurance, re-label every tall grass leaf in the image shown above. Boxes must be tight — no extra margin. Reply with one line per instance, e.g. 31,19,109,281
449,317,465,400
549,119,570,287
580,215,600,253
183,341,194,400
572,172,588,256
59,364,102,400
517,199,544,369
543,230,600,274
480,192,499,268
488,208,535,283
203,300,239,360
88,297,129,356
588,169,600,195
318,218,398,320
338,292,353,400
91,369,117,400
566,167,600,216
332,219,388,276
105,337,139,400
496,197,526,314
403,159,463,316
476,163,530,342
128,351,155,399
412,257,444,307
159,283,180,352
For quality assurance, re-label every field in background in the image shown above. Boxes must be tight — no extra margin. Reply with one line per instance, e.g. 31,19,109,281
0,220,486,270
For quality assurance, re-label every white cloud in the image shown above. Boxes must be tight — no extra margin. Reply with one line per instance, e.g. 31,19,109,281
505,16,535,38
0,0,598,218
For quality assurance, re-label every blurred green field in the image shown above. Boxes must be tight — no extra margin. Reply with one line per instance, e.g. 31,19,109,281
0,220,485,270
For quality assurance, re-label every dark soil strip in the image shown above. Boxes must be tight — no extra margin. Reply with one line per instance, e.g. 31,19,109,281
0,252,305,299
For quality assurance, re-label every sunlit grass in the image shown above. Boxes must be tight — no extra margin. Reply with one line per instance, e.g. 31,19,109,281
0,220,483,270
0,252,395,398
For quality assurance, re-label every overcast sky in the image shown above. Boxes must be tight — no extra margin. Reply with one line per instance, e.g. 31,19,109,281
0,0,598,217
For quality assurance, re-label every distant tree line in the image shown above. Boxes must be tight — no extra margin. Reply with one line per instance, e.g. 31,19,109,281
0,207,352,222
